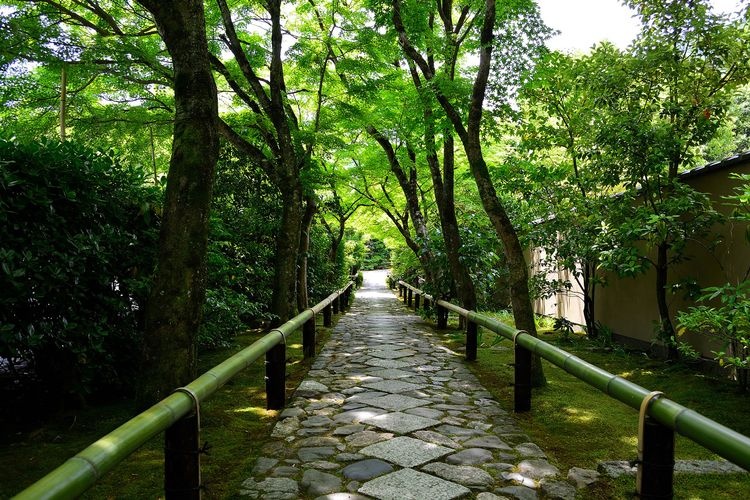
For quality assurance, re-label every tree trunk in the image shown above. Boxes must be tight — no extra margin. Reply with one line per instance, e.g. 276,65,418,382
297,195,318,311
468,154,546,386
271,185,303,325
655,240,677,357
438,133,477,309
391,0,544,386
582,261,598,338
457,0,546,386
135,0,219,405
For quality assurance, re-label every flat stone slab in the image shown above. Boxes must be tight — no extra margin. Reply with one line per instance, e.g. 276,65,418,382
358,468,471,500
406,407,445,420
333,424,366,436
369,349,417,359
296,380,330,397
363,411,440,434
464,435,512,450
540,479,577,500
446,448,494,465
345,430,393,447
302,469,342,496
333,407,388,424
517,459,559,480
421,462,494,488
497,485,538,500
365,394,430,411
434,424,483,437
240,477,299,499
367,368,415,379
299,447,337,462
360,436,453,467
365,358,415,369
411,430,461,449
342,459,394,480
363,380,425,394
567,467,600,488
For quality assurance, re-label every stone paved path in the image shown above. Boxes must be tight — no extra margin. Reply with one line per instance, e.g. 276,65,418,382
239,270,575,500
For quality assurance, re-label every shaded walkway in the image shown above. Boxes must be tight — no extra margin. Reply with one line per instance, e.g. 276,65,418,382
239,270,571,499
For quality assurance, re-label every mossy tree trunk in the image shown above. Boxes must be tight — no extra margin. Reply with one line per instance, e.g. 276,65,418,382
135,0,219,405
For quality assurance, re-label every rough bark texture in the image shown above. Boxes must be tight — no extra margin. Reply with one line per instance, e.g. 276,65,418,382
272,185,303,324
581,262,598,338
410,50,477,309
136,0,219,405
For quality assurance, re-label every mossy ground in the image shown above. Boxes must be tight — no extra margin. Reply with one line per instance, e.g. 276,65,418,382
439,312,750,499
0,319,335,499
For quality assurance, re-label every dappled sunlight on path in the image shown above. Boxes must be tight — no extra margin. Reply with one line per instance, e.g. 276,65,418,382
238,270,570,499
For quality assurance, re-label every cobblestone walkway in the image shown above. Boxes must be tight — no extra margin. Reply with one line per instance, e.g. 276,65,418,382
239,270,574,500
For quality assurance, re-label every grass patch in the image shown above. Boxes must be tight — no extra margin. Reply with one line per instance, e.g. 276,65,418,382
439,317,750,499
0,317,336,499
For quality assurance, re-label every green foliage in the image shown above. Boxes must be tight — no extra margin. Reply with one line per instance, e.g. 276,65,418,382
597,184,722,277
0,138,160,398
199,149,280,348
389,245,422,286
677,281,750,390
200,147,353,348
362,237,390,270
553,316,575,342
308,223,349,300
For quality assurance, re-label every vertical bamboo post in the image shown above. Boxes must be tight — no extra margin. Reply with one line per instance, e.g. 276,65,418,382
165,395,200,499
637,393,675,499
514,341,532,412
333,294,340,314
466,320,478,361
303,314,316,359
266,340,286,410
436,303,448,329
323,304,332,327
407,288,413,307
414,293,421,311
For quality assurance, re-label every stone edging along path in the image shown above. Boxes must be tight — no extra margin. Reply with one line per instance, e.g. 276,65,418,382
237,271,590,499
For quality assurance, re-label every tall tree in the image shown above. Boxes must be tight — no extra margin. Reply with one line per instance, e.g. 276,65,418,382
135,0,219,403
515,46,624,337
390,0,548,385
600,0,750,348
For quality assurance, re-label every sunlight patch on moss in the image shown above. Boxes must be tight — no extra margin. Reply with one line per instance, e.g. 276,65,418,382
230,406,276,418
620,435,638,447
562,407,597,424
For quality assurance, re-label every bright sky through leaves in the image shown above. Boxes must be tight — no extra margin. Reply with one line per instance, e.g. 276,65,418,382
537,0,746,52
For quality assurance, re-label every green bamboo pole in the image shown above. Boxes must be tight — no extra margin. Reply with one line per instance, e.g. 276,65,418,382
400,282,750,471
14,282,354,499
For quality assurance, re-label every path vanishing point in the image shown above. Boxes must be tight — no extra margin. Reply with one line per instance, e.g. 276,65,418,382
238,270,578,500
